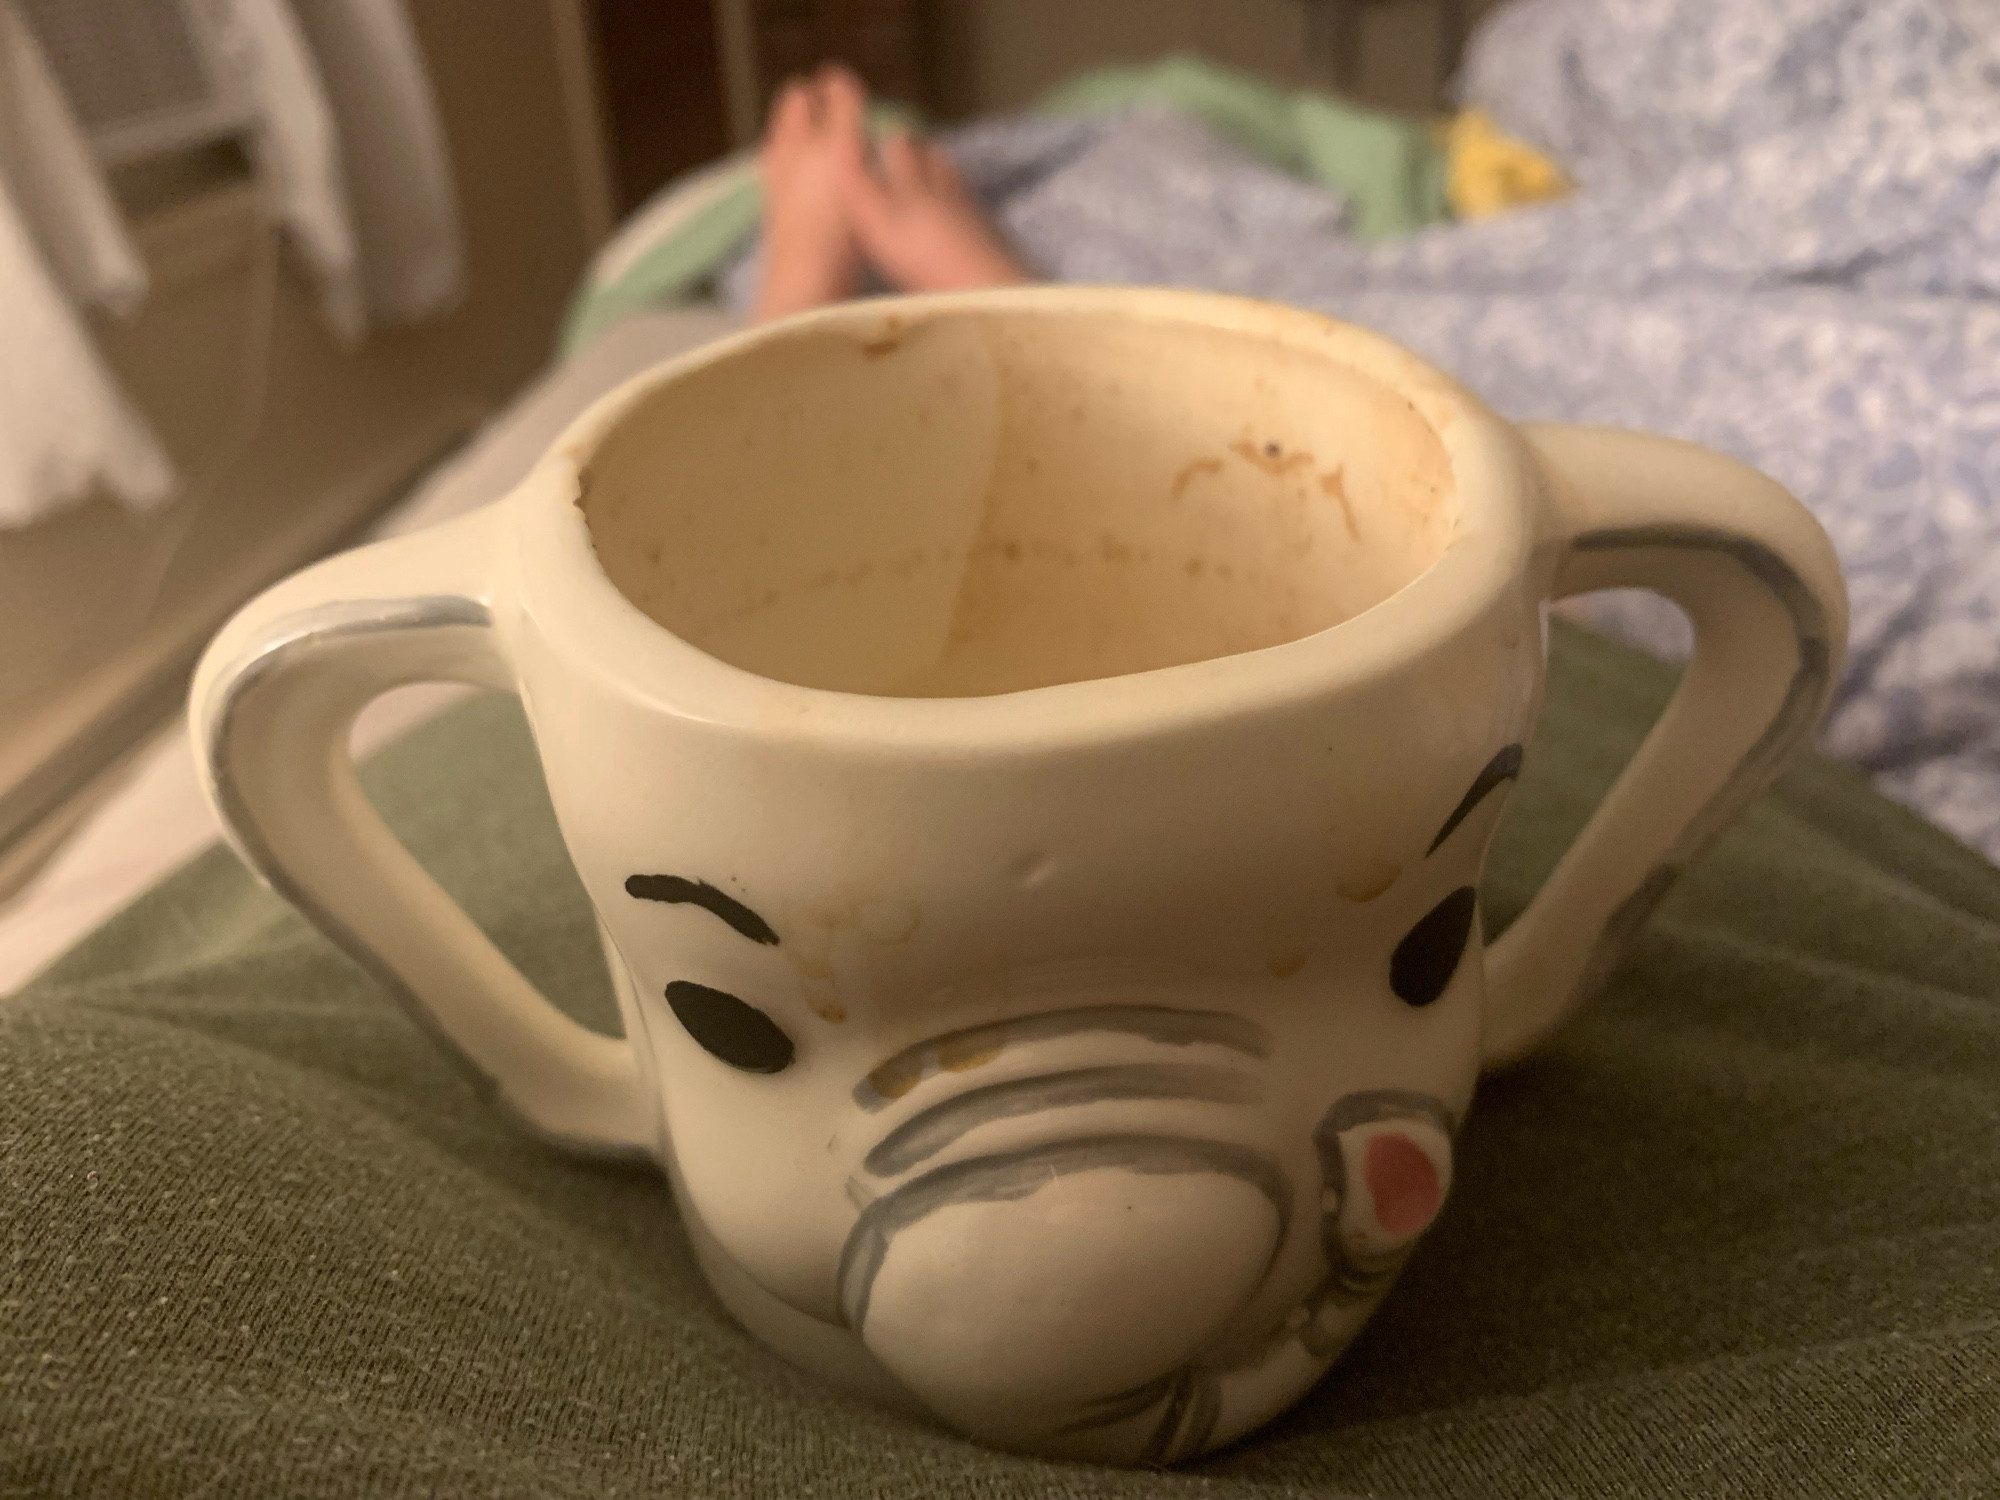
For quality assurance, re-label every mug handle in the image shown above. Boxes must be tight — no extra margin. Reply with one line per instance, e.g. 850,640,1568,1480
1481,424,1849,1068
190,507,655,1157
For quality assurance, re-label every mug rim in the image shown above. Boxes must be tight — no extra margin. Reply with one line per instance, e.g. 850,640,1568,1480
505,286,1533,750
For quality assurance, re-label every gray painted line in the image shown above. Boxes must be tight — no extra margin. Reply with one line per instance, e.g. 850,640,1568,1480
205,598,643,1164
853,1004,1271,1112
863,1063,1260,1178
837,1134,1291,1333
1138,1367,1197,1465
1317,1245,1418,1306
1062,1360,1218,1461
1563,863,1682,1017
1314,1088,1458,1147
1183,1373,1223,1463
1061,1375,1177,1436
1561,523,1835,1011
1160,1369,1223,1465
1296,1289,1347,1358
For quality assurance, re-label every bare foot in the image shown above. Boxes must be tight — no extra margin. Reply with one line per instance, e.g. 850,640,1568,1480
754,65,869,323
840,130,1031,294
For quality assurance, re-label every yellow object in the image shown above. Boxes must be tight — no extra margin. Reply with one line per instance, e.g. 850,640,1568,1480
1443,108,1572,220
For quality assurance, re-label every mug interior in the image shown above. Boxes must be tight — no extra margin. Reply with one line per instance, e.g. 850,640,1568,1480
578,303,1456,697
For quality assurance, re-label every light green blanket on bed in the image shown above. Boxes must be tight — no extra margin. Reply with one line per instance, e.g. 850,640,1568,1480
8,622,1998,1496
559,57,1451,355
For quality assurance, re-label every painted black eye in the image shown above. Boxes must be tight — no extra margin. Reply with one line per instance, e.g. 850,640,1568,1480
1390,886,1477,1007
665,981,795,1072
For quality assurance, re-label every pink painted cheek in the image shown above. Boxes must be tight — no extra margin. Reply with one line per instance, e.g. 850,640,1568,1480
1364,1133,1443,1237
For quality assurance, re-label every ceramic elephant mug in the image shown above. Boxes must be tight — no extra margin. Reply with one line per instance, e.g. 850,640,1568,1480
192,287,1846,1464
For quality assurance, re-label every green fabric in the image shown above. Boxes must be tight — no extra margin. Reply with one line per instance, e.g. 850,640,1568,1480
558,164,761,355
7,623,2000,1497
1037,55,1450,242
559,59,1448,356
558,101,920,356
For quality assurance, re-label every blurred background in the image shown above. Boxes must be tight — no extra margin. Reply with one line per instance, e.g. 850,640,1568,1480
0,0,1493,904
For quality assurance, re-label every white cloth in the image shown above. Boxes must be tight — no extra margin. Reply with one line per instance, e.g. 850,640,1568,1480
193,0,366,342
0,0,146,316
0,171,175,526
190,0,463,342
290,0,464,324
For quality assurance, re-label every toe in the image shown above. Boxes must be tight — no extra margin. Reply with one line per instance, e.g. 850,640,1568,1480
765,78,812,146
820,61,870,121
877,131,925,194
797,66,838,129
820,64,868,163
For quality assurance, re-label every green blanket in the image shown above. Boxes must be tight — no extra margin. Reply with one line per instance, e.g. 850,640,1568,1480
7,624,1999,1498
560,57,1449,355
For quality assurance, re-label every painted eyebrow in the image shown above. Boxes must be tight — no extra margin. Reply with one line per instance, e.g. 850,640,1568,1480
624,875,779,945
1426,744,1525,855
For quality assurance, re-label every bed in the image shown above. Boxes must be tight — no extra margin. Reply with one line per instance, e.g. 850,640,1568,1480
6,1,2000,1491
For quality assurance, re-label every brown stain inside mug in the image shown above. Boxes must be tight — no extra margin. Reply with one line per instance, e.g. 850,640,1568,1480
1171,456,1223,498
1231,438,1315,477
1319,466,1361,540
1267,950,1309,979
577,303,1461,701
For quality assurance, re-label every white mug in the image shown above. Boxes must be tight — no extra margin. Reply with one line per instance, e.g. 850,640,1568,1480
193,288,1846,1463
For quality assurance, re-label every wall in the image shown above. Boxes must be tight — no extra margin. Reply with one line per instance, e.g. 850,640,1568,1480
928,0,1508,118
